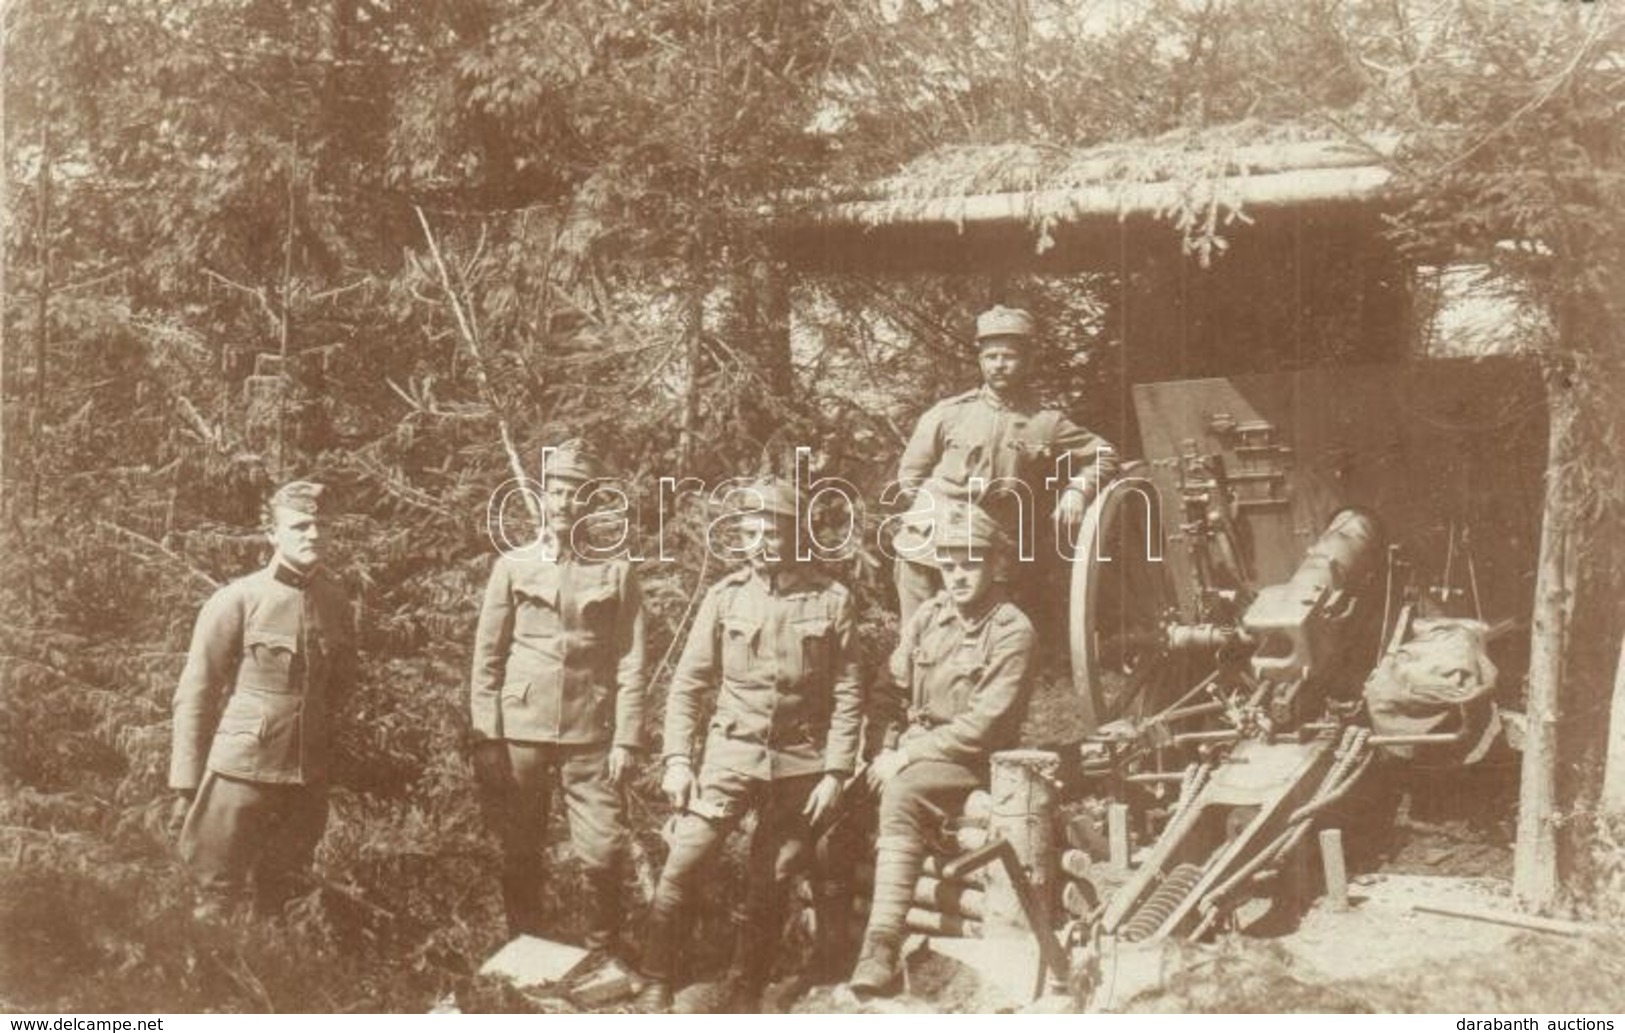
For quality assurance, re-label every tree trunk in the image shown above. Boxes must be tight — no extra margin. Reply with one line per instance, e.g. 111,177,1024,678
1514,375,1579,909
1601,633,1625,813
29,121,52,519
726,248,792,454
677,260,706,475
756,255,792,398
278,137,297,478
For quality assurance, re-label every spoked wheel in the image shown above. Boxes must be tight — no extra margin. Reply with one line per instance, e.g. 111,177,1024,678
1069,470,1179,733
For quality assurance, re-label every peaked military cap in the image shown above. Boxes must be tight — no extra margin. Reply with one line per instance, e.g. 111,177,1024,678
975,305,1036,345
930,501,1008,554
268,480,324,515
543,438,603,483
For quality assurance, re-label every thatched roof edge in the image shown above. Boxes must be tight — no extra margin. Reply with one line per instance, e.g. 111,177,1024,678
787,164,1394,234
772,128,1402,235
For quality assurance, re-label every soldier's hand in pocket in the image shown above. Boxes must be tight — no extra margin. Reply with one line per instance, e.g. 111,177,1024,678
661,760,696,810
802,773,843,826
606,745,634,787
168,790,194,838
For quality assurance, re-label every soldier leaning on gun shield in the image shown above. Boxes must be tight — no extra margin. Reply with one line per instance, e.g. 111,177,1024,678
635,476,864,1013
891,305,1117,631
168,480,356,920
467,440,648,959
847,500,1039,997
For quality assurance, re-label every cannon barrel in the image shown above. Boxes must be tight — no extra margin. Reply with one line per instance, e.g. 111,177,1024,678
1244,508,1382,683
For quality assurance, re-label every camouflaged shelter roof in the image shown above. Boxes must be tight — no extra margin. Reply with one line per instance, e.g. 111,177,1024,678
770,121,1402,270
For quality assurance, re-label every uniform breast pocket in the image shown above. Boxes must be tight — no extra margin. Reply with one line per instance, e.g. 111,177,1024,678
720,617,760,677
793,617,834,684
244,630,298,683
512,585,562,639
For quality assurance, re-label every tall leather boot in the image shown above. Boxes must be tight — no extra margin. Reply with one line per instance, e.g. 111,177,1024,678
583,867,623,955
676,919,767,1013
848,836,923,996
730,912,773,1012
500,861,546,938
810,878,856,985
633,905,680,1012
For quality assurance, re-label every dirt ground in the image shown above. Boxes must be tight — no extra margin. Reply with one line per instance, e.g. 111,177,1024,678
789,747,1587,1015
786,871,1621,1015
477,714,1578,1015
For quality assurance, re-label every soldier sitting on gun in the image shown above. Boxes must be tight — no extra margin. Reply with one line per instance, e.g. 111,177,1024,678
636,476,864,1013
847,500,1038,996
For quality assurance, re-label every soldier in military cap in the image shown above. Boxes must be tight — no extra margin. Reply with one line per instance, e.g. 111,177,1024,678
468,440,647,956
169,480,356,917
891,304,1117,629
636,477,864,1013
848,500,1038,996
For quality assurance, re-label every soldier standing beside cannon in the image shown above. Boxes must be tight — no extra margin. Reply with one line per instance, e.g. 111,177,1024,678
636,477,864,1013
169,480,356,919
890,305,1118,631
848,500,1038,996
468,440,648,957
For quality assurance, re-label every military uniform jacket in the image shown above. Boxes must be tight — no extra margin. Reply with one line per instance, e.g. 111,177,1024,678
469,551,647,748
895,386,1117,546
879,592,1037,768
663,567,863,780
169,562,355,790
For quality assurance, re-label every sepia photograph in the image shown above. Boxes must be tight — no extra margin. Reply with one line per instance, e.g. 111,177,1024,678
2,0,1623,1018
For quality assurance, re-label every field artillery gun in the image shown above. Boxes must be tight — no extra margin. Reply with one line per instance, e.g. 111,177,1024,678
827,361,1539,1005
1060,360,1541,958
1077,508,1385,944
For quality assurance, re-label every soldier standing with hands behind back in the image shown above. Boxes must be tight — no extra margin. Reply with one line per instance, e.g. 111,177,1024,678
468,440,647,958
169,480,356,919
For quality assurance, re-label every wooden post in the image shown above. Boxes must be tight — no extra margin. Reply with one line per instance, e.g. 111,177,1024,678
1515,378,1578,910
1319,828,1349,911
984,749,1060,937
1602,633,1625,814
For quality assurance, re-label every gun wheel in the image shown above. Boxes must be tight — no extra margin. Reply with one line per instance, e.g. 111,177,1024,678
1069,468,1177,733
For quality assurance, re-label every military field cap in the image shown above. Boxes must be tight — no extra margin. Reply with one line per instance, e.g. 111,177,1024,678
268,480,324,515
543,438,603,483
931,501,1008,554
975,305,1036,345
728,475,800,521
